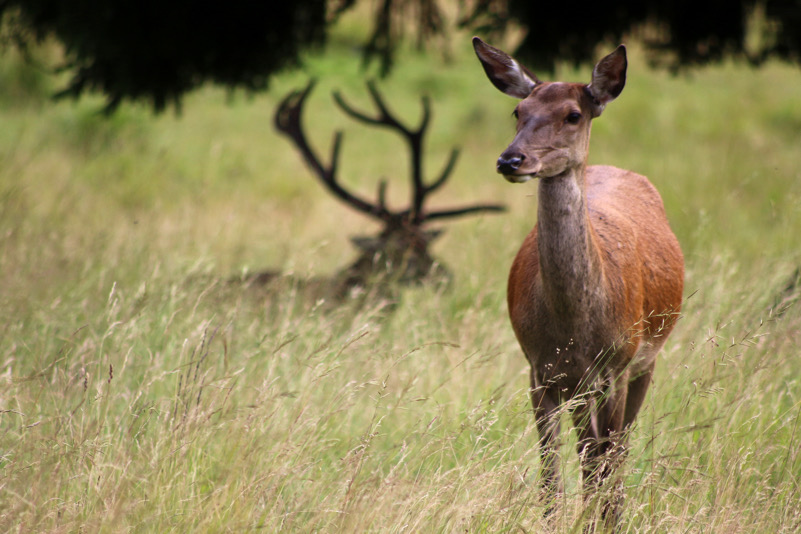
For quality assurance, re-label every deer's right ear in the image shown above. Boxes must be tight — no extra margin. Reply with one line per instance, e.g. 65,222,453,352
351,235,380,253
473,37,539,99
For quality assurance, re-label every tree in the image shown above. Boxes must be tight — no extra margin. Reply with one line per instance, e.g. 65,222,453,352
1,0,799,113
0,0,329,112
462,0,801,73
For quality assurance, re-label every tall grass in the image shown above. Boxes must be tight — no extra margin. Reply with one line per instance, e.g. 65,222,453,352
1,19,800,533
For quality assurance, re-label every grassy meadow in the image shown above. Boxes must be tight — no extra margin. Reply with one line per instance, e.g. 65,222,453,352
1,20,801,534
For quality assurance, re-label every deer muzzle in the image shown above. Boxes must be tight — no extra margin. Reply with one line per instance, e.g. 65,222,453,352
497,152,538,183
497,153,523,174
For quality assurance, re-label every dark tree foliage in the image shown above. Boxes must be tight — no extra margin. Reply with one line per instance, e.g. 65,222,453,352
462,0,801,73
1,0,799,113
0,0,328,112
359,0,447,76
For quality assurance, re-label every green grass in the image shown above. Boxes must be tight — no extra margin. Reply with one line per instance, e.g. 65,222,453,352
1,20,800,533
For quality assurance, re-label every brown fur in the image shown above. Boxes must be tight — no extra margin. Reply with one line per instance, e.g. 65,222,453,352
508,166,683,391
474,37,684,525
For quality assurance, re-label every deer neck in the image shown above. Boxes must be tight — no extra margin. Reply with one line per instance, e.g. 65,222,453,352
536,164,605,320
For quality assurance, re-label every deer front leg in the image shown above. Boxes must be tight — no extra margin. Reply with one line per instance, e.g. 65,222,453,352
531,369,563,514
572,376,629,530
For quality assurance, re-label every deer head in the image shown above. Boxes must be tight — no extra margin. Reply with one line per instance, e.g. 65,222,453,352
274,80,505,296
473,37,627,183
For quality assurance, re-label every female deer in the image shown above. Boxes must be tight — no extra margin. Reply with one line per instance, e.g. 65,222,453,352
473,37,684,522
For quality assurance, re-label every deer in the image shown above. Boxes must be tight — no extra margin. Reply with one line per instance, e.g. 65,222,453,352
472,37,684,526
263,80,505,305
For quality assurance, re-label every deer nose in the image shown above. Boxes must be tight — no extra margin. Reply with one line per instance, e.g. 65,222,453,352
497,153,524,174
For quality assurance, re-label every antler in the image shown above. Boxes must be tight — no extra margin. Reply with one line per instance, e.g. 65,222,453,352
274,80,392,222
276,80,505,228
332,80,505,224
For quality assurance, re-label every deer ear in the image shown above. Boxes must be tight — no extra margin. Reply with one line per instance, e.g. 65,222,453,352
424,228,444,243
473,37,539,99
587,45,627,115
351,235,380,253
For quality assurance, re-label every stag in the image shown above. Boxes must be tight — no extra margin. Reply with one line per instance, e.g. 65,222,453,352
269,80,505,301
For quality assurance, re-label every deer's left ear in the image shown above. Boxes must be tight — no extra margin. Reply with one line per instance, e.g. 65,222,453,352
587,45,627,116
423,229,444,243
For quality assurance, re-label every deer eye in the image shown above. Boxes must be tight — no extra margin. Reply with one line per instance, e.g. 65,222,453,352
512,108,519,119
565,111,581,124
